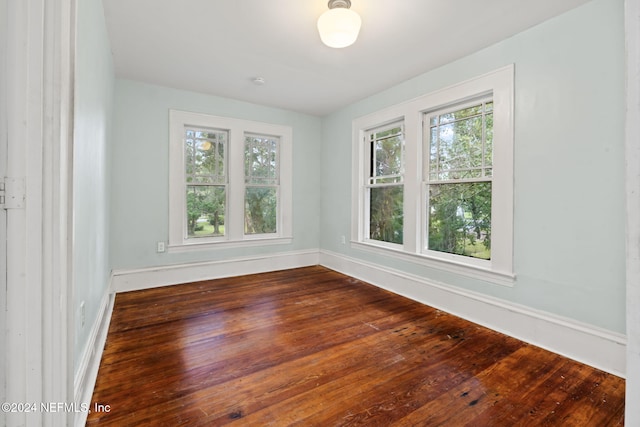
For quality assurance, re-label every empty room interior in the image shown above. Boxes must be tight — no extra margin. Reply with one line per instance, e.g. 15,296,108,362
3,0,640,425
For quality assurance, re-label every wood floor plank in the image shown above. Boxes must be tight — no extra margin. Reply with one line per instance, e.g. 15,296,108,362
391,345,561,426
86,266,625,426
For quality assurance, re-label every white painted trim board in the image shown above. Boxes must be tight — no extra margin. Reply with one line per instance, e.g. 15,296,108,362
111,249,320,293
73,290,114,427
625,0,640,422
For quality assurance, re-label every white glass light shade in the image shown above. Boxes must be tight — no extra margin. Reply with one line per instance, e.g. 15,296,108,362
317,7,361,48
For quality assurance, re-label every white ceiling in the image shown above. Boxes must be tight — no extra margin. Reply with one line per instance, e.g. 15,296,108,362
102,0,591,116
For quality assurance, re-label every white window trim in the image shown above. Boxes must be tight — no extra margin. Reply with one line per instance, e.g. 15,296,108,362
169,110,293,251
351,65,515,286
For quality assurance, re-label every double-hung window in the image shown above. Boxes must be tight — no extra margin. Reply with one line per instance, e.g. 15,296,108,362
365,122,404,245
244,134,279,235
169,110,292,250
352,65,514,285
184,127,228,239
424,98,493,264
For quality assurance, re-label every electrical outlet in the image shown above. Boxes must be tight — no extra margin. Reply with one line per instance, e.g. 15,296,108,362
157,241,165,253
340,235,346,244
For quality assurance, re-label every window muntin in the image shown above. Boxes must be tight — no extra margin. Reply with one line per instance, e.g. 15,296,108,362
365,123,404,245
425,99,493,261
244,134,279,235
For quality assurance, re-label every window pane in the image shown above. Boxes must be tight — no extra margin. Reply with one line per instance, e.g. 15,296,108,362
369,124,403,181
374,126,402,140
245,135,278,184
373,134,403,178
245,187,277,234
369,185,403,244
439,104,483,124
435,117,483,175
428,182,491,260
185,138,195,176
437,168,483,181
186,185,226,238
430,127,437,168
428,101,493,181
485,112,493,171
185,127,226,184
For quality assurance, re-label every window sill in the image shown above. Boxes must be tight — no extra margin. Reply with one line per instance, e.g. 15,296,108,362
168,236,293,253
351,241,515,287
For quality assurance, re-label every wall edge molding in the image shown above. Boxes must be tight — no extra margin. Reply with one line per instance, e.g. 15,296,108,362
111,249,320,293
319,249,626,377
73,290,114,427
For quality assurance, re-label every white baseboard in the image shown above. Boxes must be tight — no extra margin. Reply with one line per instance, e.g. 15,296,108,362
111,249,320,293
74,290,115,427
320,249,627,377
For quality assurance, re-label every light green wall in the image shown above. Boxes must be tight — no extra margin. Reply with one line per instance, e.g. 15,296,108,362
73,0,114,373
320,0,626,333
108,0,625,334
109,80,322,269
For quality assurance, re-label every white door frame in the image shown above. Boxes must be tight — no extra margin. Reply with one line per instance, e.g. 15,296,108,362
4,0,75,426
1,0,9,425
625,0,640,424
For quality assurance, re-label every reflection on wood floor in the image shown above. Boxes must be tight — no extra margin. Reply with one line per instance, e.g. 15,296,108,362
86,266,625,426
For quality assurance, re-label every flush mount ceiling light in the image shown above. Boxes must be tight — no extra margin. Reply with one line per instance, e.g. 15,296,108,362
317,0,361,48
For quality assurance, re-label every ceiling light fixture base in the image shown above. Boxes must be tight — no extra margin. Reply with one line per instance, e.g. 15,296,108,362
328,0,351,9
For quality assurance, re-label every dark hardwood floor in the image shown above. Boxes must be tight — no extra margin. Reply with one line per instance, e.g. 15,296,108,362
86,266,625,426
